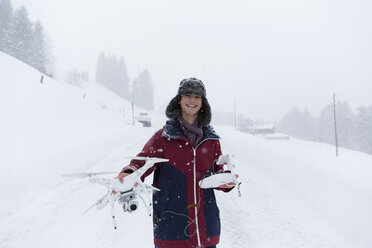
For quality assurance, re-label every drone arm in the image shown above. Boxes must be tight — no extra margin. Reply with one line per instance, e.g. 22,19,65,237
121,159,159,183
120,131,165,179
137,190,152,216
109,193,118,229
135,181,157,216
89,176,111,187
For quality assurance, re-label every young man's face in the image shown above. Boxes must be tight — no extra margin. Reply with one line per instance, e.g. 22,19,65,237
179,94,202,117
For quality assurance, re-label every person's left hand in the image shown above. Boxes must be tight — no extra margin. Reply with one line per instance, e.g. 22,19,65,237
218,174,239,189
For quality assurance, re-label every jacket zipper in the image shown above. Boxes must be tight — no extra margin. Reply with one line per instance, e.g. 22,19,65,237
192,148,201,247
191,138,218,248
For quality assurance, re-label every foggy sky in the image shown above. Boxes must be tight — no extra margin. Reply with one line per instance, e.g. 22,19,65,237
11,0,372,121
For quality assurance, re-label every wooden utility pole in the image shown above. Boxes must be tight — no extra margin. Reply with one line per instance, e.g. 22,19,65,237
234,102,237,131
333,94,339,156
132,102,135,126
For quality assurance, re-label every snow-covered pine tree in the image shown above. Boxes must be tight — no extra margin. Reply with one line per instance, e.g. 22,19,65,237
117,56,130,100
96,52,131,101
335,101,354,149
106,54,117,93
131,69,154,110
42,33,54,77
277,107,317,140
95,52,107,86
237,114,254,132
7,6,33,65
96,53,114,92
0,0,13,53
317,101,354,149
65,68,89,87
354,106,372,154
29,20,47,74
131,76,140,106
317,104,336,145
300,109,318,141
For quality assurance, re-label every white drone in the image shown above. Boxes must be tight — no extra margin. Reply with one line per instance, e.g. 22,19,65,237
199,154,242,196
63,157,168,229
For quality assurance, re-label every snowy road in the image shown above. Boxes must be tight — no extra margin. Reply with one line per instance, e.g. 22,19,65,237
0,126,156,248
2,50,372,248
2,125,368,248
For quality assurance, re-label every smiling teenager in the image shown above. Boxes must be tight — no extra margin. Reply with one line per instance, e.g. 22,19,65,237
117,78,236,248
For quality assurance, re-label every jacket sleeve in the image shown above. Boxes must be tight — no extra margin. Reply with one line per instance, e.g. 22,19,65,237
212,140,224,174
120,128,164,181
213,140,234,192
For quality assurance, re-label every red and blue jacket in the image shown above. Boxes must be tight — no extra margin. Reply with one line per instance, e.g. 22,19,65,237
121,119,228,248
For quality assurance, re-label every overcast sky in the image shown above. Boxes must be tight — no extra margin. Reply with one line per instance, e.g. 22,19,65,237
12,0,372,121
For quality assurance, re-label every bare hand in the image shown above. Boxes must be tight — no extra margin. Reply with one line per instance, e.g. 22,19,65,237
218,174,239,189
116,172,131,183
112,172,131,194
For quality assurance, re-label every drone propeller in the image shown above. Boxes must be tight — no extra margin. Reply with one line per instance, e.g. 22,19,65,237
143,184,160,192
62,172,117,179
124,156,169,163
63,156,169,229
81,193,110,215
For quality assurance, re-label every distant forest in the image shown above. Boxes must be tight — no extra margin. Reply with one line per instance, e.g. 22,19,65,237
223,100,372,156
0,0,53,76
0,0,155,110
276,101,372,155
95,52,154,110
64,52,155,111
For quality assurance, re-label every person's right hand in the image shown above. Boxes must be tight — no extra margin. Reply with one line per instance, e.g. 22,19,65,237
112,172,131,194
218,174,239,189
116,172,131,183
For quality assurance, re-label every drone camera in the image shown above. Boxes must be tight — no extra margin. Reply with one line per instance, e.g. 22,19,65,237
129,202,138,211
119,191,139,213
122,200,138,213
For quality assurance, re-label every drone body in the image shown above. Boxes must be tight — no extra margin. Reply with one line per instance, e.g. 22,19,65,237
63,157,168,229
199,154,242,196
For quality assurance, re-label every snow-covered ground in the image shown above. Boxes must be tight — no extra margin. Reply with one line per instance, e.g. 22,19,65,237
1,51,372,248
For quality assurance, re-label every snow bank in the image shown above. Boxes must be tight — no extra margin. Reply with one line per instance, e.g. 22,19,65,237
1,51,372,248
0,52,163,217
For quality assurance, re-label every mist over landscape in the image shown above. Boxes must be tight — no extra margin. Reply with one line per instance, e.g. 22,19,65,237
5,0,372,120
1,0,372,247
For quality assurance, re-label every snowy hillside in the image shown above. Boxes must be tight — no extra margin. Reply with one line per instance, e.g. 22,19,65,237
1,52,372,248
0,51,164,218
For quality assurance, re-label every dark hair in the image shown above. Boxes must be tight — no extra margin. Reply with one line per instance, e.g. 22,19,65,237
165,95,211,127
